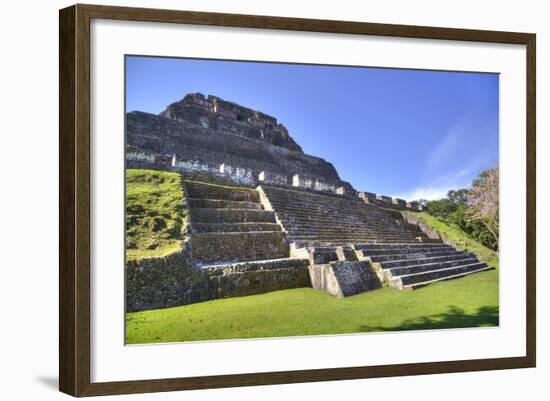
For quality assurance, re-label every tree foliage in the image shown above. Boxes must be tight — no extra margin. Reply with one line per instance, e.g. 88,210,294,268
467,167,499,248
422,166,499,251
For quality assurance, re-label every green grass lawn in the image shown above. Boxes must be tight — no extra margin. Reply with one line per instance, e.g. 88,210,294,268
126,169,187,260
126,267,498,343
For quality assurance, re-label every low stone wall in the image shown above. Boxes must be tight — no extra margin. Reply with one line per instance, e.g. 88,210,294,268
127,250,310,311
127,152,355,197
207,259,311,299
126,251,210,312
358,191,423,211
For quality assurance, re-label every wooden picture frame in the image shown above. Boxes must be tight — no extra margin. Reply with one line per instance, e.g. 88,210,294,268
59,3,536,397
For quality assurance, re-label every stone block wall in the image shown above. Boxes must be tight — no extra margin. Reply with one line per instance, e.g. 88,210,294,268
190,231,290,264
207,259,311,299
127,250,312,312
159,93,304,152
258,170,288,186
309,261,382,297
126,251,210,312
357,191,422,211
127,108,342,182
292,174,339,194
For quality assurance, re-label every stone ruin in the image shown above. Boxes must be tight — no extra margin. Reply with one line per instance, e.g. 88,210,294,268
127,93,355,194
125,94,492,312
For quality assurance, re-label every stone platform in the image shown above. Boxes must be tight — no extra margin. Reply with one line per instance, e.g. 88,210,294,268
186,180,311,299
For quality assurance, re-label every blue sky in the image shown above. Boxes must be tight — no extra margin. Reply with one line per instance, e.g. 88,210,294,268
126,56,499,200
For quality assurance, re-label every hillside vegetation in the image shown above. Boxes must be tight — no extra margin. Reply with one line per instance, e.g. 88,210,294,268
126,215,498,344
126,169,187,261
414,212,499,265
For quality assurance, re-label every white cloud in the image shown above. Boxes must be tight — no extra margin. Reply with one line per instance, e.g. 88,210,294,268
392,185,455,201
425,128,462,174
392,168,474,201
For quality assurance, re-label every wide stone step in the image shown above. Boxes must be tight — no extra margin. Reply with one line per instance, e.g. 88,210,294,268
293,239,423,248
369,250,464,263
287,229,422,237
280,211,397,223
266,195,376,208
379,252,474,269
293,232,421,239
193,222,282,233
186,181,259,202
191,231,289,264
284,223,413,231
393,262,493,289
291,227,417,234
282,217,398,225
188,198,262,210
356,243,448,251
385,257,480,278
290,235,419,243
276,211,401,224
204,257,310,274
265,196,400,211
191,208,276,223
286,230,418,238
267,199,390,213
271,204,393,216
361,246,455,256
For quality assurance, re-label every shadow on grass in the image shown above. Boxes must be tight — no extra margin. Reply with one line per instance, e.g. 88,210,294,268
359,305,499,332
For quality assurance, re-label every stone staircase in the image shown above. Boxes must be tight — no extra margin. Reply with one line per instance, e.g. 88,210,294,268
356,243,494,290
186,180,308,275
186,181,494,294
261,185,432,247
307,242,493,290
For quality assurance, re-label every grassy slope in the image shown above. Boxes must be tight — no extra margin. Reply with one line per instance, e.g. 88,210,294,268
126,212,499,344
126,169,187,261
414,212,499,265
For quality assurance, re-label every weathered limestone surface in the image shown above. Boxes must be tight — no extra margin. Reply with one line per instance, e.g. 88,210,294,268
309,261,382,297
126,251,310,311
187,180,295,266
191,231,290,264
160,93,303,152
126,251,210,312
261,185,430,247
356,243,494,290
186,180,259,202
127,93,346,185
207,258,311,299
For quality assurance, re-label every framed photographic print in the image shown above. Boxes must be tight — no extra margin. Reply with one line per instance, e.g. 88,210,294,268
59,4,536,397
